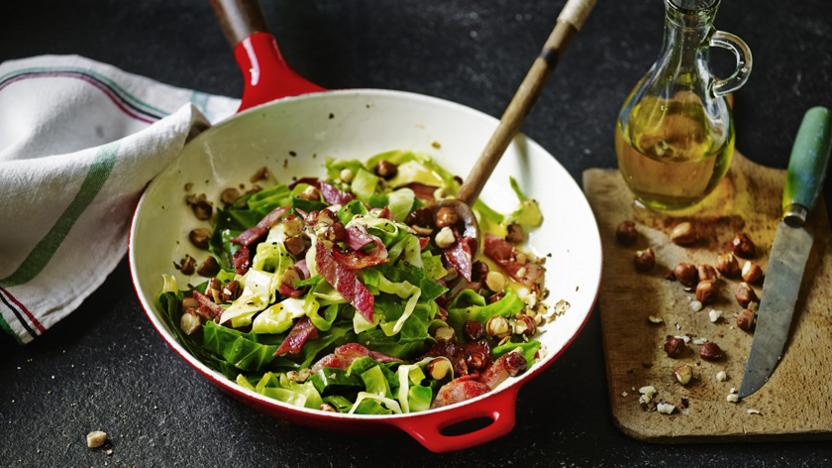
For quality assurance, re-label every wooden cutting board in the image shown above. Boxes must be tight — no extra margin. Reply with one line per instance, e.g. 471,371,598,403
583,151,832,442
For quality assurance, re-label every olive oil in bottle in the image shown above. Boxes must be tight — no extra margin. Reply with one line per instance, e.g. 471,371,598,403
615,93,734,210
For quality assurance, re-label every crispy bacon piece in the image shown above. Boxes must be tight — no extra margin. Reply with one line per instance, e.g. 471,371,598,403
311,343,401,372
335,225,388,269
477,351,527,389
316,241,375,321
232,206,288,247
344,225,380,251
431,378,490,408
332,247,388,270
279,282,304,298
443,236,475,281
275,317,319,356
483,234,544,287
320,182,356,205
191,291,223,320
232,245,251,275
405,182,439,201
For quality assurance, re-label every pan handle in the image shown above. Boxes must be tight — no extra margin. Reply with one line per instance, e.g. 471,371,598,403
209,0,324,111
392,386,520,453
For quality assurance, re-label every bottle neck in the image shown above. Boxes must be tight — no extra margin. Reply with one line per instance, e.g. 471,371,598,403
659,0,718,72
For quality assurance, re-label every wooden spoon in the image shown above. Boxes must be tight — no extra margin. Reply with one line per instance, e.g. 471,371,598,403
437,0,597,275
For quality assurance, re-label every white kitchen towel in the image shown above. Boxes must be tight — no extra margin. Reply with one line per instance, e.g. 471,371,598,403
0,55,239,343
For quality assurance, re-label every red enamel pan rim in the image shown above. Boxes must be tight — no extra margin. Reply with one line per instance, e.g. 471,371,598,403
127,88,602,446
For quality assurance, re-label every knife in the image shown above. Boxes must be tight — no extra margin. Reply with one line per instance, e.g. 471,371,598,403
739,106,832,399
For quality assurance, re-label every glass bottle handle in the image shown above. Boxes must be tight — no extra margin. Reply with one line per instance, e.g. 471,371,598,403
708,30,753,97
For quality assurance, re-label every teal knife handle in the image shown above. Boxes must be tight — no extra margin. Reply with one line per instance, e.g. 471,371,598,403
783,106,832,227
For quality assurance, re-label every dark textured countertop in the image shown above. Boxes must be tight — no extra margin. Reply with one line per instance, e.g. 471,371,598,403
1,1,831,466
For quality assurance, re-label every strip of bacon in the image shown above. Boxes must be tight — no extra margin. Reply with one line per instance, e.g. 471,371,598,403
232,245,251,275
294,259,310,279
431,378,490,408
289,177,320,189
320,182,355,205
232,206,288,247
316,241,374,321
278,282,304,298
275,317,319,356
332,247,388,270
483,234,544,287
477,351,527,389
443,236,475,281
311,342,401,372
191,291,223,320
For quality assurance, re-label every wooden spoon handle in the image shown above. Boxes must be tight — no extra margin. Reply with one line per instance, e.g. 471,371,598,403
457,0,597,205
210,0,269,46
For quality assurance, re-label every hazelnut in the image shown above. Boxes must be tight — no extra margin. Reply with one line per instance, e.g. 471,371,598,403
736,308,756,331
86,431,109,449
196,256,220,277
485,271,506,292
188,194,213,221
741,261,764,284
615,220,638,245
434,227,456,249
698,342,724,361
673,263,699,287
463,320,485,341
180,311,202,335
716,252,740,278
181,296,199,313
250,166,269,182
188,228,211,249
284,235,309,257
664,335,686,358
471,261,489,282
323,222,347,242
221,280,241,302
220,187,240,205
434,326,455,342
697,264,718,282
339,168,355,183
319,403,337,412
374,160,398,179
633,248,655,272
486,316,511,338
174,254,197,275
282,267,303,289
674,365,693,386
427,358,452,380
282,215,304,237
434,206,459,229
298,185,321,201
735,282,759,308
506,223,525,244
206,278,222,303
513,314,537,337
695,280,718,305
670,222,697,245
731,232,756,258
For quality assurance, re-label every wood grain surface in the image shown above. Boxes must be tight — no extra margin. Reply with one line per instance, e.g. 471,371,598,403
583,151,832,442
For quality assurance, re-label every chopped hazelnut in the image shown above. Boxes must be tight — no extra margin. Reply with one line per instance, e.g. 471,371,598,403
513,314,537,337
180,311,202,335
486,316,511,338
736,308,756,331
673,263,699,287
339,168,354,183
434,326,455,342
695,280,718,305
284,235,309,257
434,227,456,249
220,187,240,205
434,206,459,229
196,256,220,277
298,185,321,201
174,254,197,275
716,370,727,382
374,160,398,179
633,248,655,272
735,282,759,308
674,365,693,385
697,264,718,282
250,166,269,183
615,221,638,245
699,342,724,361
188,228,211,250
471,261,489,282
86,431,109,449
731,232,756,258
741,261,764,284
463,320,485,341
282,215,304,237
664,335,686,358
716,252,740,278
427,358,452,380
485,271,506,293
670,221,697,245
506,223,525,244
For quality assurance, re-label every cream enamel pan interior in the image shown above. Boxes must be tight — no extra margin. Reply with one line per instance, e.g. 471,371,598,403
129,89,602,443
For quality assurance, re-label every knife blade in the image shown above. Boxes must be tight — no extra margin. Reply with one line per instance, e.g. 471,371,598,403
739,106,832,399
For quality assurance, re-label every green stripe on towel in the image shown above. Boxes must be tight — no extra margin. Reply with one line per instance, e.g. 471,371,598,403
0,144,118,287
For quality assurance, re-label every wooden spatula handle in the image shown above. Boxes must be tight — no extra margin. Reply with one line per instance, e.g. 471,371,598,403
210,0,269,46
457,0,597,205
